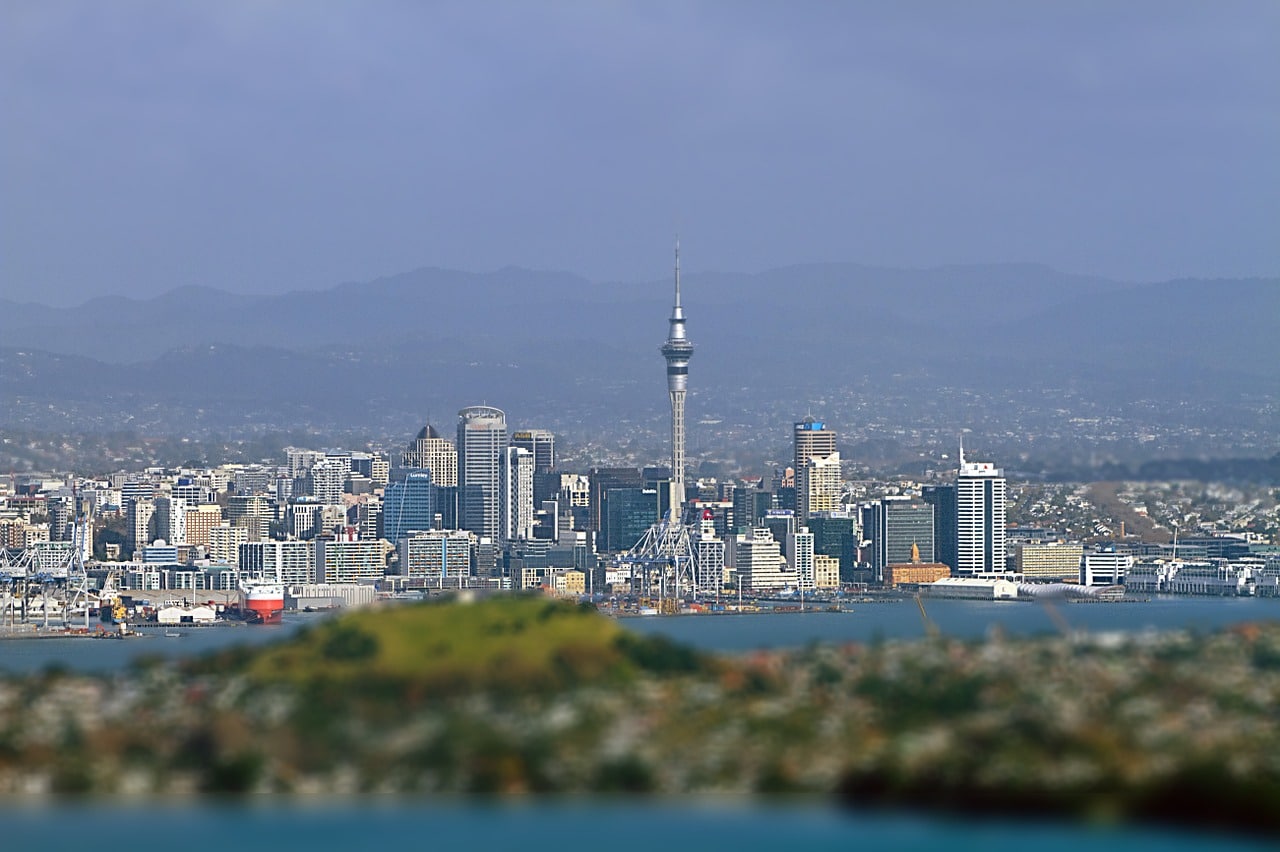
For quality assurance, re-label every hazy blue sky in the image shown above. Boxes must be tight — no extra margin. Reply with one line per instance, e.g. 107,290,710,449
4,1,1277,305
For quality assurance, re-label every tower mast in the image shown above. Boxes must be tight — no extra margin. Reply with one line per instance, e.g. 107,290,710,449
660,239,694,518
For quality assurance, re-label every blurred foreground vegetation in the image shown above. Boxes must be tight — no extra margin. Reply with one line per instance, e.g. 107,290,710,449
1,596,1278,835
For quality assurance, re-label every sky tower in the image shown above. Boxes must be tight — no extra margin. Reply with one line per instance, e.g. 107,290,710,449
661,240,694,515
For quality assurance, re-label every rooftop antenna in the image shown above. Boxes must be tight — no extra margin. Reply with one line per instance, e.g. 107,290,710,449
958,433,966,467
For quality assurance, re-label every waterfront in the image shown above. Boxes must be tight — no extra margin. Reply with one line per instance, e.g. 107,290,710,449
2,801,1274,852
618,595,1280,652
1,596,1278,675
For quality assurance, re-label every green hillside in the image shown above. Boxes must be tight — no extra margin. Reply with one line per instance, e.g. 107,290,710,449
200,595,704,692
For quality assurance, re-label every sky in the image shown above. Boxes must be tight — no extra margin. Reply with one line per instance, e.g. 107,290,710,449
3,1,1277,306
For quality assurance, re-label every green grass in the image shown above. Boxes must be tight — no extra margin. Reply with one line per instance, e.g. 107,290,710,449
236,595,705,692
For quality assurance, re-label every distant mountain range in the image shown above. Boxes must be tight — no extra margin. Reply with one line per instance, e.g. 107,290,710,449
2,263,1276,438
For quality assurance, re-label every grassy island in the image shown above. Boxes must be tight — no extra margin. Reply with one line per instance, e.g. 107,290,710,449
1,595,1277,835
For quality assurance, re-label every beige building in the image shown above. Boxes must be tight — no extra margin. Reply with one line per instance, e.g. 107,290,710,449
814,554,841,589
1016,542,1085,581
209,523,248,565
184,504,224,548
887,562,951,588
552,569,586,597
403,424,458,487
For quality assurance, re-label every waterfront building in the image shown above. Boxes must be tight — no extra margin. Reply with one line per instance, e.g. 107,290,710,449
694,512,726,596
1082,546,1133,586
787,526,816,591
729,527,791,591
923,576,1018,599
398,529,473,584
238,540,315,585
921,484,958,570
886,542,951,588
457,406,508,541
814,554,841,589
955,448,1007,575
865,496,935,582
551,569,586,597
807,511,859,579
316,538,389,584
1015,542,1084,581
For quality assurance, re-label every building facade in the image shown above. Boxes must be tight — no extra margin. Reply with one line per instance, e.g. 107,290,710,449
457,406,508,541
955,453,1007,575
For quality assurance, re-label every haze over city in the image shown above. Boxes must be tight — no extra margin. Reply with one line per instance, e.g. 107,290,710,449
4,1,1278,307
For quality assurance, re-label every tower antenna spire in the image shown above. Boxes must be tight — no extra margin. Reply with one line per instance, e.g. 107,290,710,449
674,236,682,309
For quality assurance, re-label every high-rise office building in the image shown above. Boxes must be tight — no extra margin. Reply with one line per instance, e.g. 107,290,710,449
381,470,436,544
956,448,1007,575
403,424,457,487
601,486,661,554
787,526,816,591
511,429,555,475
503,446,535,542
922,484,958,570
794,417,839,522
729,527,788,591
399,529,473,584
154,495,188,545
588,467,643,540
457,406,507,541
865,496,935,582
807,511,859,578
660,241,694,515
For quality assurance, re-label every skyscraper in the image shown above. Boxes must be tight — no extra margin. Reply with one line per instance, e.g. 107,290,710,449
510,429,555,475
660,241,694,515
865,496,935,582
457,406,507,541
956,447,1007,575
403,424,457,487
381,470,435,544
503,445,535,542
922,484,958,570
794,416,839,523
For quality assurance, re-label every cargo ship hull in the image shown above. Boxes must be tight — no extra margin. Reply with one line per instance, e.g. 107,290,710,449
239,581,285,625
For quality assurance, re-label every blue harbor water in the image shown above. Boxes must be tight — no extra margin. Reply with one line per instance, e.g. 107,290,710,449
2,596,1279,675
622,595,1280,652
2,801,1273,852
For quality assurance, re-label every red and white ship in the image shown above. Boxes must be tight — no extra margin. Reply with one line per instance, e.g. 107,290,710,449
239,578,285,624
